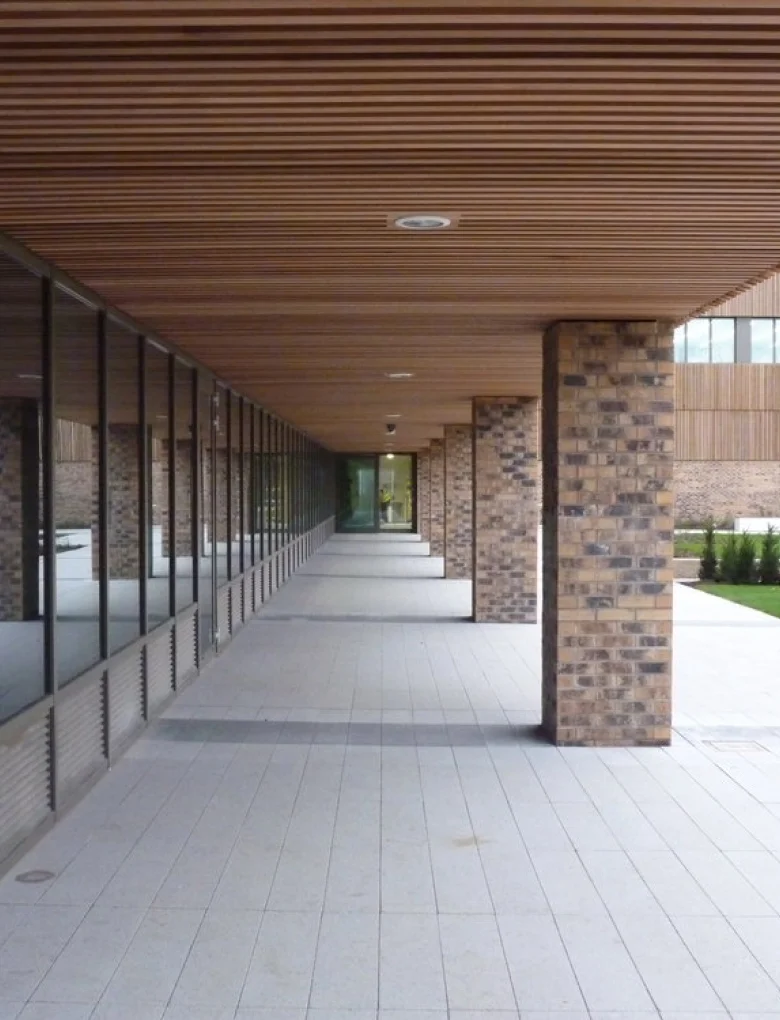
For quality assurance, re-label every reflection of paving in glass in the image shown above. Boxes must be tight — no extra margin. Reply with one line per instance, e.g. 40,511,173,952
0,525,275,722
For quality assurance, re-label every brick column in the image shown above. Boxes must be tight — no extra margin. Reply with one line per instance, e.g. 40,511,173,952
472,399,538,622
0,400,40,621
105,425,141,579
161,440,194,557
444,425,473,578
542,321,674,747
429,438,445,558
417,449,431,542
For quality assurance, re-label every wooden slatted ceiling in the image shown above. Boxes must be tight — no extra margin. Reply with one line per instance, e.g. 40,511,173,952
3,4,780,451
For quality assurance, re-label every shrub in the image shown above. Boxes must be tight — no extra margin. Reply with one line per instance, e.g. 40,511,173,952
736,533,758,584
759,526,780,585
718,533,740,584
698,520,718,582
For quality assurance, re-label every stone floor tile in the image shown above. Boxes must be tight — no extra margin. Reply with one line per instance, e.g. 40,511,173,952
167,908,261,1011
556,914,656,1012
379,914,447,1011
497,914,585,1011
309,913,379,1010
241,911,321,1009
438,914,516,1011
672,915,780,1012
32,906,143,1006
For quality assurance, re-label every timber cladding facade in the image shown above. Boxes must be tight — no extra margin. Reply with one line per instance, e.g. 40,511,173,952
674,276,780,522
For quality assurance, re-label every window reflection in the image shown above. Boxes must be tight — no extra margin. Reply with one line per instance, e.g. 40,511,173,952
711,319,735,363
55,288,101,685
146,343,171,632
106,319,141,654
685,319,710,362
0,253,45,719
750,319,775,363
174,360,195,613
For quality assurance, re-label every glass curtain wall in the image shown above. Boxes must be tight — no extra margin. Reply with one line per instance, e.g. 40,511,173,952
0,236,334,730
54,288,101,686
198,373,215,655
0,252,45,721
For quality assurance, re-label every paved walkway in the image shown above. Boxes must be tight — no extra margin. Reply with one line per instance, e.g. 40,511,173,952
3,535,780,1019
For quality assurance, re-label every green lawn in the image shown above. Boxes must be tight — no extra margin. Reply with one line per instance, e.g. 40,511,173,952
697,583,780,619
674,532,732,559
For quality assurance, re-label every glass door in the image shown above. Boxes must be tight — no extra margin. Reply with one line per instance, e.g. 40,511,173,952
378,454,414,531
336,456,378,531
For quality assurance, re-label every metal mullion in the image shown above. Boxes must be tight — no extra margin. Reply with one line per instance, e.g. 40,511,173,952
97,312,109,664
191,369,200,617
274,418,281,588
41,277,57,810
248,402,255,567
167,354,177,625
259,410,265,563
238,398,245,575
225,391,232,580
138,337,149,637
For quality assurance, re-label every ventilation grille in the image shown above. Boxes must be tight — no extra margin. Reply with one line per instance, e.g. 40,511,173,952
147,630,174,714
233,578,245,630
217,586,231,644
0,716,52,868
110,648,144,750
176,613,197,682
57,679,106,798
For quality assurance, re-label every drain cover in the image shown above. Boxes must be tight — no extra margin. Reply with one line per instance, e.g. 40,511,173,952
704,740,767,753
15,869,55,884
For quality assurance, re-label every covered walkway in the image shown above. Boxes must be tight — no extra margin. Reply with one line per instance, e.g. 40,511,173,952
3,537,780,1018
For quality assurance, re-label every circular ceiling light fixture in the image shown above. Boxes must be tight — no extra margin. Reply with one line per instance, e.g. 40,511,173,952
385,372,415,380
394,215,451,231
386,452,395,460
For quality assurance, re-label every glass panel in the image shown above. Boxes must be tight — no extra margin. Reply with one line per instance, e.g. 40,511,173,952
750,319,775,363
282,424,290,548
215,386,229,584
198,373,214,653
230,395,242,575
0,253,45,719
243,401,253,567
710,319,736,363
673,325,686,362
146,344,170,631
685,319,710,362
256,410,265,563
336,456,377,531
379,454,414,531
253,409,263,564
270,418,280,554
106,319,141,654
55,288,100,685
174,360,195,613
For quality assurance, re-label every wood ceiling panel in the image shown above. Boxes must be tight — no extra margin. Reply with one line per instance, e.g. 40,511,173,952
2,3,780,450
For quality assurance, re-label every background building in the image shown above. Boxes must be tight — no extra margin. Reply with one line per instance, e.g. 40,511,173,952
674,274,780,522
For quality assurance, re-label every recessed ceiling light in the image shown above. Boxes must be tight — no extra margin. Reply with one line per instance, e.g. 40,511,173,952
386,452,395,460
385,372,415,380
385,413,402,419
394,215,451,231
17,372,42,380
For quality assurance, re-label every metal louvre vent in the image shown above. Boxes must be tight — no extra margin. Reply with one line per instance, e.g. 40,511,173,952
0,717,52,868
176,614,197,683
57,679,106,797
109,648,144,749
146,630,174,714
233,579,244,630
217,586,231,645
